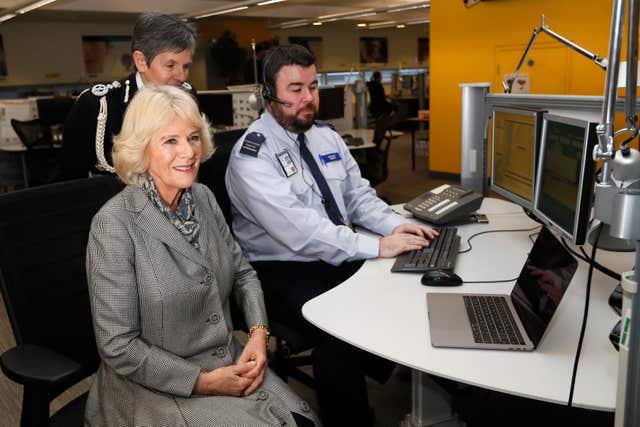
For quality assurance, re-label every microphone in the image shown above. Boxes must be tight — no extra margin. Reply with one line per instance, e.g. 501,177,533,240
263,93,293,107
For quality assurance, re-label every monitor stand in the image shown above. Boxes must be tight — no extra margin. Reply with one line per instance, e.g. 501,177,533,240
588,223,636,252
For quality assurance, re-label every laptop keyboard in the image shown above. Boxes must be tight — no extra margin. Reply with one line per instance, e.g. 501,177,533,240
463,295,525,345
391,227,460,272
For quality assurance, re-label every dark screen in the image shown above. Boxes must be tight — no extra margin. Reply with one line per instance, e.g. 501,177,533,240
197,93,234,127
510,227,577,345
317,87,345,120
537,119,586,237
37,97,75,126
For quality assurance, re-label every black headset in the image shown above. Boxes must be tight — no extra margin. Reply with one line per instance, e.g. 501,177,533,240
262,54,293,107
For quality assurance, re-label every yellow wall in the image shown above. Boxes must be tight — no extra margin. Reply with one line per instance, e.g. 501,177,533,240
430,0,614,174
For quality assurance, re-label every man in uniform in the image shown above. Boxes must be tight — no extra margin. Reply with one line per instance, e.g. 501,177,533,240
225,45,437,426
62,12,196,179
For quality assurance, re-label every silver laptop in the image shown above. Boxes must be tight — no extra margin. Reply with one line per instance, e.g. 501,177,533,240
427,227,578,351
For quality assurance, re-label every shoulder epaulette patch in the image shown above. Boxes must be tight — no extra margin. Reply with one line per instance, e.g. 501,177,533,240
314,120,336,131
91,80,122,97
240,132,266,157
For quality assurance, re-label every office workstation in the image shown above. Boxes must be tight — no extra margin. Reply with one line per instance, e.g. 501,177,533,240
0,1,638,427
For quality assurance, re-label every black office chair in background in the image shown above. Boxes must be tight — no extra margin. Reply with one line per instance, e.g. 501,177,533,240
360,112,397,189
198,128,316,389
0,176,123,427
10,118,61,187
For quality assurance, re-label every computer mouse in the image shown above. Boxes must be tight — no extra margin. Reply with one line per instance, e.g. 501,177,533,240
421,270,463,287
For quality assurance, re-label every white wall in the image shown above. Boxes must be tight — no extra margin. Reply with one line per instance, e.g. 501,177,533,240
274,21,429,72
0,19,208,89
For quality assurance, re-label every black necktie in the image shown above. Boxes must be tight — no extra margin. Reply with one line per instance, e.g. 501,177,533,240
297,133,344,225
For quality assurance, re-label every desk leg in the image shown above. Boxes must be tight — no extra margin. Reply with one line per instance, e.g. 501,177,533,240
401,370,464,427
412,128,416,171
20,152,28,189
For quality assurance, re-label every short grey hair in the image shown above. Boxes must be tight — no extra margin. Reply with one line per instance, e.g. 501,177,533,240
112,85,213,185
132,12,196,65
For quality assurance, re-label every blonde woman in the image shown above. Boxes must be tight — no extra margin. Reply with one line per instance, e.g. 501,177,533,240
85,85,318,427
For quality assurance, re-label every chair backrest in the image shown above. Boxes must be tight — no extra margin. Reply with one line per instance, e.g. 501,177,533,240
366,113,396,186
198,128,247,226
0,176,123,368
10,119,53,149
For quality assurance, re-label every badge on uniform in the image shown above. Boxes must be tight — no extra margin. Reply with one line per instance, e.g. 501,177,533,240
240,132,266,157
319,152,341,165
276,149,298,177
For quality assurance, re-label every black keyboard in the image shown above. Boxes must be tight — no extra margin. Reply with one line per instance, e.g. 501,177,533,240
391,227,460,272
463,295,525,345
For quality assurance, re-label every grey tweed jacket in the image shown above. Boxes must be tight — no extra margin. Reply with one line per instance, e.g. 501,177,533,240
84,183,320,427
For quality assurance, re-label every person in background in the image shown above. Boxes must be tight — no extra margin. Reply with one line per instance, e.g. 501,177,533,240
62,12,196,179
367,70,393,119
225,44,437,426
84,85,319,427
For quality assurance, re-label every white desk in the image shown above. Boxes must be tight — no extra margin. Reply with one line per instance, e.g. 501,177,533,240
303,198,627,424
340,128,404,150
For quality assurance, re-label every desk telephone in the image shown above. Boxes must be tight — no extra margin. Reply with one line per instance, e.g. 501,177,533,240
404,184,484,225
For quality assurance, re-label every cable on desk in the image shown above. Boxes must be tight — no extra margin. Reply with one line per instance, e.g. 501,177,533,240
457,225,542,254
462,277,519,284
567,223,601,408
559,237,621,282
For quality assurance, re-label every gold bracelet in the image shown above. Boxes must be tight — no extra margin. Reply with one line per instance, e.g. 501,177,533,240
248,324,269,338
248,324,270,351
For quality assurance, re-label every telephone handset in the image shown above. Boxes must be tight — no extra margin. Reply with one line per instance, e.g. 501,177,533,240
404,184,484,225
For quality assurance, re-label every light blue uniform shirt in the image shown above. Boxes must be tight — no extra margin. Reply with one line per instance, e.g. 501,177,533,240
225,112,406,266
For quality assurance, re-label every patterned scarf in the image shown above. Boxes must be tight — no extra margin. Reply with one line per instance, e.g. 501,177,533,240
142,176,201,249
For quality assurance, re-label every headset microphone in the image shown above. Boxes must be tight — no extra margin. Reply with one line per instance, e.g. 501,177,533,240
262,84,293,107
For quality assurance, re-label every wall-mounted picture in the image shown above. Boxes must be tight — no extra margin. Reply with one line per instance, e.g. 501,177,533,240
0,35,8,79
360,37,388,64
418,38,429,64
82,35,133,79
289,36,323,69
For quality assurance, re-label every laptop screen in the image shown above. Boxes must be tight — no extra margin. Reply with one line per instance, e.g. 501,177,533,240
510,227,578,345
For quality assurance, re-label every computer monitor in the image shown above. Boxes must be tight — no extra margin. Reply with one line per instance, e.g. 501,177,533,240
317,86,345,121
533,113,597,245
490,106,544,210
197,92,234,127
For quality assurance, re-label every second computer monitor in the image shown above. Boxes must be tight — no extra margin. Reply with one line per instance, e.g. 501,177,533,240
491,106,544,210
533,113,597,245
317,86,345,121
197,92,234,128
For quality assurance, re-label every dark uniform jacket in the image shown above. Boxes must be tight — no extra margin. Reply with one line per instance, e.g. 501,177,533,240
62,73,196,179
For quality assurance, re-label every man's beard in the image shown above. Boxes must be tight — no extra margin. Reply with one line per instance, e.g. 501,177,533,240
270,102,317,134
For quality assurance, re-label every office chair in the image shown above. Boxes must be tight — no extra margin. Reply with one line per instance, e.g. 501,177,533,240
360,112,396,188
198,128,316,389
0,176,124,427
10,119,61,187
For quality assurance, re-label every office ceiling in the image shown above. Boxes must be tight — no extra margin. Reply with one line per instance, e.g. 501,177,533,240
0,0,429,26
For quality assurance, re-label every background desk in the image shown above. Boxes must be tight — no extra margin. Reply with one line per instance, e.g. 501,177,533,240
340,128,404,150
303,198,627,424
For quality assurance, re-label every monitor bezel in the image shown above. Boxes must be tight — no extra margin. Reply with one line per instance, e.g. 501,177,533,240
532,113,597,245
490,105,544,211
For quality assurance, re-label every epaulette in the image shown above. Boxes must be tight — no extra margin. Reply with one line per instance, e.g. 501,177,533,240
90,80,122,97
314,120,336,131
182,82,193,91
239,131,266,157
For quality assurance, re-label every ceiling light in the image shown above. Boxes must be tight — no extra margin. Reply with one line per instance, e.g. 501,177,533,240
280,21,309,29
257,0,286,5
195,5,248,19
387,3,429,13
0,13,15,23
357,23,367,27
406,18,430,26
312,21,322,26
367,20,396,29
318,8,374,20
17,0,56,14
396,24,406,28
350,12,376,18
